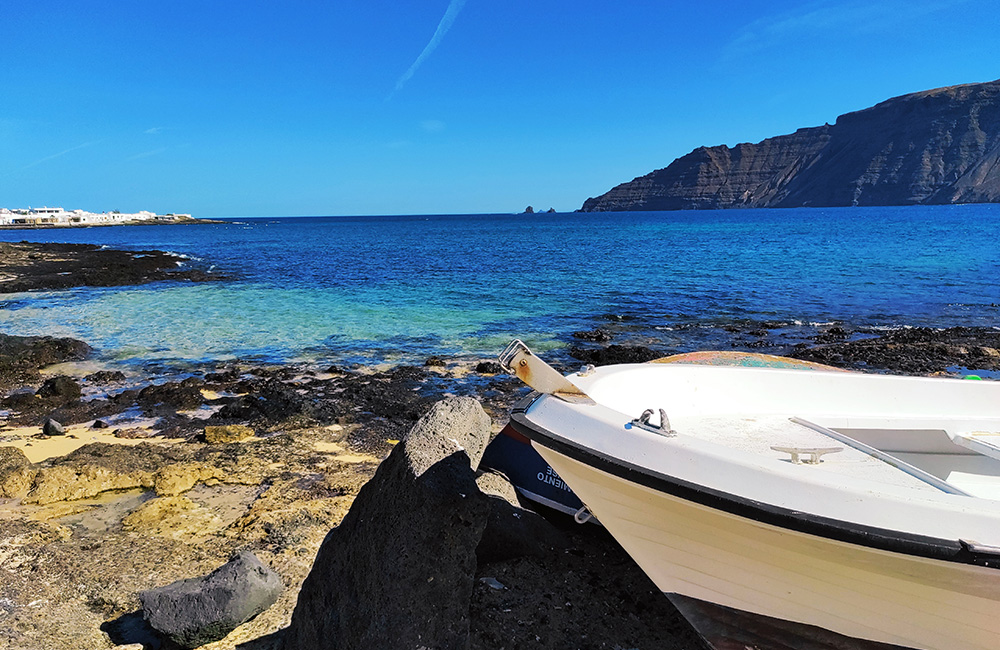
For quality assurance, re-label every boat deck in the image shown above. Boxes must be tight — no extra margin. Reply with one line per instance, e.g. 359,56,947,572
672,414,977,495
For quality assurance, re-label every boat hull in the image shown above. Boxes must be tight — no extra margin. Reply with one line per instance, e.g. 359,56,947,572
533,444,1000,650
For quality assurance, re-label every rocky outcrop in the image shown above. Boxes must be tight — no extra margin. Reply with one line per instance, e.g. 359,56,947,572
0,333,91,391
284,397,492,650
582,79,1000,211
0,242,225,293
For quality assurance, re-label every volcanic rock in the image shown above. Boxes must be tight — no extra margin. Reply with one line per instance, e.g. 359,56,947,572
570,344,663,366
37,376,82,401
139,550,283,648
84,370,127,384
284,397,492,650
138,381,204,411
475,360,504,374
0,333,91,391
582,79,1000,211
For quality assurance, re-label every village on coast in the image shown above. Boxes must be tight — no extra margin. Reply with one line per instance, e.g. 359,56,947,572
0,206,195,227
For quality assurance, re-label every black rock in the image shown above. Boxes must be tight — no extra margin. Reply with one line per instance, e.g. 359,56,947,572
92,419,110,429
424,356,447,367
84,370,127,384
42,418,65,436
569,345,662,366
36,376,82,401
284,397,492,650
137,382,204,411
139,551,283,649
475,361,504,374
214,379,311,423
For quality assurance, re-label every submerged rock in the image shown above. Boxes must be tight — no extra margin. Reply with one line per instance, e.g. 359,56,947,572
139,550,283,648
284,396,492,650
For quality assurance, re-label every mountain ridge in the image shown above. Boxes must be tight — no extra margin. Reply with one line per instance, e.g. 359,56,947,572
581,79,1000,211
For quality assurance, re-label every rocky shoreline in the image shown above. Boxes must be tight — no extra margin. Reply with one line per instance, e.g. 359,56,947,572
2,244,1000,649
0,242,225,293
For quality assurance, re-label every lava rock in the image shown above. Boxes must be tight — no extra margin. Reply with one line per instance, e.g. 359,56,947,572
424,356,447,367
42,418,66,436
569,345,662,366
214,379,311,423
36,376,82,401
138,382,205,411
139,551,282,649
475,361,504,374
84,370,127,384
92,419,110,429
284,397,492,650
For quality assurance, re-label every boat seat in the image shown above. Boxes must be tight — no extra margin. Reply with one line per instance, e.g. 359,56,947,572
950,431,1000,462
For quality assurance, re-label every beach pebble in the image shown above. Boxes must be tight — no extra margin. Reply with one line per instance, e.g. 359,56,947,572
42,418,65,436
139,551,282,649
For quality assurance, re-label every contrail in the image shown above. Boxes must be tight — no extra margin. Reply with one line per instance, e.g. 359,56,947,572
392,0,467,95
21,141,100,170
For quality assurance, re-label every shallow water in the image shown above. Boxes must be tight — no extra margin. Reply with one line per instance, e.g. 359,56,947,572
2,206,999,368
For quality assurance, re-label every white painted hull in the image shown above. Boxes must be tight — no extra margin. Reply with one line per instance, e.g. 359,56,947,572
536,445,1000,650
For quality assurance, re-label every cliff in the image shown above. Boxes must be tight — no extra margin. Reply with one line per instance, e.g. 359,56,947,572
581,79,1000,211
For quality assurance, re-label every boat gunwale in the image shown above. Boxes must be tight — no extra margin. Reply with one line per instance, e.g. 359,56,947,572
509,393,1000,570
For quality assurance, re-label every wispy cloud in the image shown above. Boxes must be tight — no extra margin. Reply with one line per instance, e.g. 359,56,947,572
723,0,969,60
390,0,468,97
21,141,100,170
144,126,166,135
125,147,168,161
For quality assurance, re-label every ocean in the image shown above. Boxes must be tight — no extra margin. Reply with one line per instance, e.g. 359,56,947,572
2,205,999,370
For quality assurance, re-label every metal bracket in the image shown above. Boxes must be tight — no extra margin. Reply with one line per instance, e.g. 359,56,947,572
499,339,594,405
626,408,677,436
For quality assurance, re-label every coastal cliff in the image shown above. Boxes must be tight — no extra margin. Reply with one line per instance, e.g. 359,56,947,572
581,79,1000,211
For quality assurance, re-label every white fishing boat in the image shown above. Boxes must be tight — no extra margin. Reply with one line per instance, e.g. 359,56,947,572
499,341,1000,650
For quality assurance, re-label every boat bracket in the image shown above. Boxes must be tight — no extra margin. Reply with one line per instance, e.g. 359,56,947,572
626,408,677,436
499,339,595,405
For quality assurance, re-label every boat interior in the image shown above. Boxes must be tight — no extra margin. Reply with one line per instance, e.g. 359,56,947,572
579,365,1000,501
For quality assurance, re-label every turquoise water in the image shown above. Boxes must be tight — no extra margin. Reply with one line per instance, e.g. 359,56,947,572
2,206,999,367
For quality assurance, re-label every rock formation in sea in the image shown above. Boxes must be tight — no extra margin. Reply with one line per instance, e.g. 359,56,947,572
581,79,1000,211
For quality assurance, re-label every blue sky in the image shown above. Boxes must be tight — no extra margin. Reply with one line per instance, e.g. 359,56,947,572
1,0,997,217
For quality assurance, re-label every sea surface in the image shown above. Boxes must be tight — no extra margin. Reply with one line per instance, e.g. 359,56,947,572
2,206,999,371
